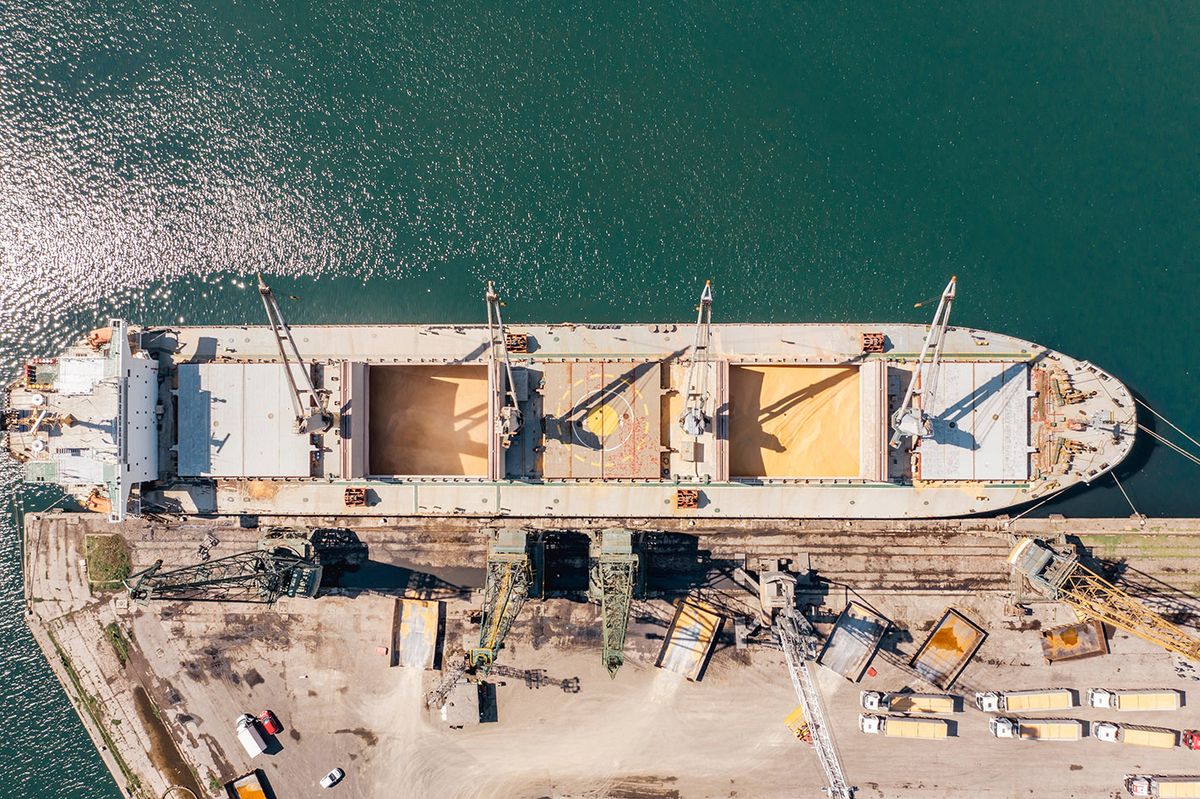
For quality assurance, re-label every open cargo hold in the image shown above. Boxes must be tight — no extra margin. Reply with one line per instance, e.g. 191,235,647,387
367,365,489,476
729,364,883,479
817,600,890,681
911,608,987,690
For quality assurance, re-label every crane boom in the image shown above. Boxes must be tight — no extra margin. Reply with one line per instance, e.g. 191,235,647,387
1008,538,1200,661
124,546,321,604
778,608,855,799
890,276,956,447
485,280,523,448
678,281,714,437
257,274,332,434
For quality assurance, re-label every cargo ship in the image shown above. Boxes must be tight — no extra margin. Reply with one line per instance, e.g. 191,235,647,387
2,277,1135,521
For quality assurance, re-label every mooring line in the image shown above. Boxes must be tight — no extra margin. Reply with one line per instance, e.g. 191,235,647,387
1110,471,1144,524
1138,424,1200,467
1135,396,1200,453
1002,483,1072,528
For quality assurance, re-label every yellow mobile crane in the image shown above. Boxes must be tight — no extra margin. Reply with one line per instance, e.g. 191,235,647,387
1007,538,1200,661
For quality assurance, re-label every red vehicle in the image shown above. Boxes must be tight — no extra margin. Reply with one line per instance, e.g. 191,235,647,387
256,710,282,736
1184,729,1200,750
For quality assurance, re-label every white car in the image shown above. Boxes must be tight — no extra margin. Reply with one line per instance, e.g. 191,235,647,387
320,768,345,789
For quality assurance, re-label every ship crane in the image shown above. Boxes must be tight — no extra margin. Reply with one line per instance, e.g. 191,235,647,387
486,281,523,448
257,274,332,434
678,280,714,437
889,276,957,448
1008,537,1200,661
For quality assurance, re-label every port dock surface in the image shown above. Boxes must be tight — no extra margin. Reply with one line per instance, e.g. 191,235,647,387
23,512,1200,799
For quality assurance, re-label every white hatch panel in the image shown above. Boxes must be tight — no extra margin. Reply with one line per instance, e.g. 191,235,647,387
177,363,311,478
919,362,1029,481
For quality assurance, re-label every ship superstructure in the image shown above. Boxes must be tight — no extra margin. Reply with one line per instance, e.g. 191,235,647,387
3,280,1135,521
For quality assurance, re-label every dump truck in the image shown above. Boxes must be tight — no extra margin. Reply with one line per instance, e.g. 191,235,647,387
988,717,1083,741
225,770,268,799
235,714,268,758
858,714,948,739
975,689,1074,713
1095,722,1178,749
861,692,956,714
1125,775,1200,798
1088,688,1182,712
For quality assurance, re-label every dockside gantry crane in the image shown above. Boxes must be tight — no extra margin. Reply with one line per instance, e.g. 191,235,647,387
426,529,535,710
588,528,640,678
741,566,854,799
777,606,855,799
124,530,322,604
1008,537,1200,661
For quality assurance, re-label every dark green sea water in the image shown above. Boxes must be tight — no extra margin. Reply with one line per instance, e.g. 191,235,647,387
1,3,1198,796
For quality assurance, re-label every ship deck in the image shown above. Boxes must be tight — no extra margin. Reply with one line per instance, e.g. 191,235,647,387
5,320,1137,519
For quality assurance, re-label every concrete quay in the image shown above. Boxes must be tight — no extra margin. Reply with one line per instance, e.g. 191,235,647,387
21,511,1200,799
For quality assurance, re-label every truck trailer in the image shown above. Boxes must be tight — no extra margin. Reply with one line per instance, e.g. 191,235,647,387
1125,775,1200,798
1095,722,1178,749
1089,688,1182,712
988,717,1083,741
975,689,1075,713
861,692,957,714
858,714,949,739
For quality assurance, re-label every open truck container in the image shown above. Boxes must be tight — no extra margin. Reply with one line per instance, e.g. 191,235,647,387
975,689,1075,713
1126,775,1200,798
225,770,269,799
911,608,987,690
861,692,957,714
859,714,949,739
1096,722,1178,749
816,600,890,682
1089,688,1182,712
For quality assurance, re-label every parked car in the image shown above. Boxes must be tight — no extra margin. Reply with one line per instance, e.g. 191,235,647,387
320,768,345,789
256,710,282,735
1184,729,1200,750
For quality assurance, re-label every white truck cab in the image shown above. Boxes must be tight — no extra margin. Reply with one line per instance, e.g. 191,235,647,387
236,714,268,758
